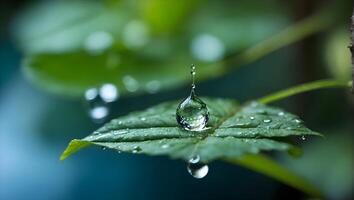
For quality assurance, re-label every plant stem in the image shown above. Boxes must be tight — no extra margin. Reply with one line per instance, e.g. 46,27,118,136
257,79,351,104
224,155,324,198
199,6,335,80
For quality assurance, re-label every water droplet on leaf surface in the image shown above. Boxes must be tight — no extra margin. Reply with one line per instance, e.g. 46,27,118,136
263,119,272,123
187,155,209,179
176,65,209,131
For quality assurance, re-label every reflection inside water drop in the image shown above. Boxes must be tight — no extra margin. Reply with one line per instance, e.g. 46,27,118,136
187,155,209,179
301,135,306,141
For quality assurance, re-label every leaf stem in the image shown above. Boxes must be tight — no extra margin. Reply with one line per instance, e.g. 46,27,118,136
224,155,324,198
199,7,335,79
257,79,351,104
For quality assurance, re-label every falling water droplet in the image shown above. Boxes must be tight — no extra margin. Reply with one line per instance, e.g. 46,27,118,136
301,135,306,141
186,155,209,179
249,116,255,120
176,65,209,131
161,144,170,149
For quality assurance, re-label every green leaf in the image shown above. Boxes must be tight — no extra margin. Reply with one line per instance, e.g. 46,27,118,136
22,52,219,97
60,98,321,161
12,1,130,54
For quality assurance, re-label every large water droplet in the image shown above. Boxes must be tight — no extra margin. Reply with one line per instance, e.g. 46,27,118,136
176,65,209,131
187,155,209,179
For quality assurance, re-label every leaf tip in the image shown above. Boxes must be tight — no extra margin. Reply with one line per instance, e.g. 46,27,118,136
59,139,91,161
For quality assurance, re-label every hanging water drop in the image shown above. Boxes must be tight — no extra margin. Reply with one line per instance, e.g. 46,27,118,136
176,64,209,131
132,146,141,153
300,135,306,141
186,155,209,179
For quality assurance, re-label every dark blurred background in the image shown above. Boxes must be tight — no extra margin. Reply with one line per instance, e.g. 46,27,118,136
0,0,353,200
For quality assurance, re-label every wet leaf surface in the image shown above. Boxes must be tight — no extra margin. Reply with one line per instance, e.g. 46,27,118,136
61,98,321,162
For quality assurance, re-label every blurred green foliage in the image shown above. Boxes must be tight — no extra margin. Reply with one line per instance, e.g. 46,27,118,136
13,0,288,98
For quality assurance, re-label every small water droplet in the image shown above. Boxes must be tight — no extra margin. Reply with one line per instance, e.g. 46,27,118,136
263,119,272,123
250,116,255,120
161,144,170,149
278,112,285,116
101,147,107,150
294,119,303,124
176,65,209,131
140,117,146,121
301,135,306,141
132,146,141,153
187,156,208,179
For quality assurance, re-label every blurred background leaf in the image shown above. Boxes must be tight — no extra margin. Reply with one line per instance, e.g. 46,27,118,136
14,0,290,98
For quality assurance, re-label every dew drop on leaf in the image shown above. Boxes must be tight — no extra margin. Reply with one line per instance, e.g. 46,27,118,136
263,119,272,123
176,65,209,131
187,155,209,179
278,112,285,116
